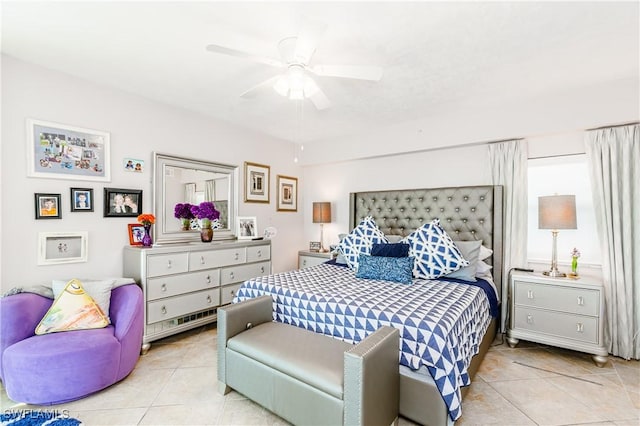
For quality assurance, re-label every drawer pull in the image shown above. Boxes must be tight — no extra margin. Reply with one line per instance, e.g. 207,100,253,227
527,290,534,299
577,296,584,306
234,252,239,260
167,260,172,269
230,289,236,296
161,283,167,292
576,322,584,333
260,266,265,273
161,306,167,315
206,275,211,284
257,250,262,257
200,256,205,265
206,295,212,304
229,272,235,279
527,314,533,324
303,260,307,267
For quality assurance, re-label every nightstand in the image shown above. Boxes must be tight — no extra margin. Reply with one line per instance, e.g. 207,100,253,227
507,272,608,367
298,250,332,269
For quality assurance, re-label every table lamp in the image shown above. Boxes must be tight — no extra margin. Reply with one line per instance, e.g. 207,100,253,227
538,194,577,277
312,202,331,253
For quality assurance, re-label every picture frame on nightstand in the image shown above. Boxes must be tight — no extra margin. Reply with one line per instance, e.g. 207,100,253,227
309,241,321,252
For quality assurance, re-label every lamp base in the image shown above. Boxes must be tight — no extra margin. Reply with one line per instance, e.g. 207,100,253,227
543,270,566,278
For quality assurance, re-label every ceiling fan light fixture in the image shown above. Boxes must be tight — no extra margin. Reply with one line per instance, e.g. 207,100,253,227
273,75,289,97
289,88,304,100
303,76,320,97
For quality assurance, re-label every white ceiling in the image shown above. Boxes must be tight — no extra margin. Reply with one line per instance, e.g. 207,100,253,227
2,1,639,147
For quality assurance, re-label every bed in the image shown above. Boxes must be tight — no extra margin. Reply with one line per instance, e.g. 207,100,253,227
234,185,504,425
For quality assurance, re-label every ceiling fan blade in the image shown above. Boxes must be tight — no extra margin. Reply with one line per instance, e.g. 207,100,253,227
308,87,331,110
293,16,327,65
206,44,283,68
310,65,383,81
240,75,282,98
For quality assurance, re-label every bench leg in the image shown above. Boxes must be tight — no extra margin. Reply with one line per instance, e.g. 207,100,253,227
218,381,231,395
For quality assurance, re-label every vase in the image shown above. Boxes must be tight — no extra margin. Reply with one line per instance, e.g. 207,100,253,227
181,219,191,231
571,256,578,275
142,224,153,247
200,227,213,243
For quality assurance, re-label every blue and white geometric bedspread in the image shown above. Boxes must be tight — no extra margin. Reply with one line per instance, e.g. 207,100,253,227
234,263,493,421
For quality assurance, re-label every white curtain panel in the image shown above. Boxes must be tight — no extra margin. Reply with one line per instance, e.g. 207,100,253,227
488,139,528,333
205,180,215,201
184,183,196,205
585,124,640,360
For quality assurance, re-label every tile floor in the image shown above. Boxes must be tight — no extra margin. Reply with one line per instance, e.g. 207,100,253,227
1,324,638,426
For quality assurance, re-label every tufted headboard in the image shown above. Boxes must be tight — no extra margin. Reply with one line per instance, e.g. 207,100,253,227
349,185,505,325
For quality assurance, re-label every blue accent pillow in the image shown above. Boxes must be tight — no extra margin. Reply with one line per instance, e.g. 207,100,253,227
371,243,410,258
356,254,414,284
338,217,388,270
401,219,469,279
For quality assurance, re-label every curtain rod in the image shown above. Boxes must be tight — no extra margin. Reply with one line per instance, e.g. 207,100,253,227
587,121,639,131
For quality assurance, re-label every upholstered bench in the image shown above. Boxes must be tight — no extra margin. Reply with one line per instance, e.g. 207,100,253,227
217,295,399,426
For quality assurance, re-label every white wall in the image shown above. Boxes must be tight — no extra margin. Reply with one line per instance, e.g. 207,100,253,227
0,56,304,291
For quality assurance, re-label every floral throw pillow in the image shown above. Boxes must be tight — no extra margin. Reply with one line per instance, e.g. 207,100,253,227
402,219,469,279
338,216,388,270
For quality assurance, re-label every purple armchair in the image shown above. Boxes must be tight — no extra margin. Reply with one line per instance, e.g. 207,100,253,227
0,283,143,405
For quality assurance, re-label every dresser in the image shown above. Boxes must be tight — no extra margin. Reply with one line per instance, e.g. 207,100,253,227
123,240,271,352
507,272,608,366
298,250,332,269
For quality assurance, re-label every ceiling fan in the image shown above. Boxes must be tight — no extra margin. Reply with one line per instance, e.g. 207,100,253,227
205,19,383,110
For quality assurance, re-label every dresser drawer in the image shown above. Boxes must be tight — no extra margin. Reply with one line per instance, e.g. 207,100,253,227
147,289,220,324
221,261,270,285
514,281,599,316
513,306,599,344
189,247,246,271
147,270,221,301
247,245,270,262
147,253,189,277
220,283,243,305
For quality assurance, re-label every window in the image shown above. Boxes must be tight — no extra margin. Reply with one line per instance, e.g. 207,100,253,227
527,154,601,267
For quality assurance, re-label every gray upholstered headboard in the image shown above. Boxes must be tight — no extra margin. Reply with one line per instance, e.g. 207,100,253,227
349,185,504,326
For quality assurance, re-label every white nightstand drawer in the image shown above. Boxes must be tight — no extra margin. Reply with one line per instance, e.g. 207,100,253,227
514,281,599,317
147,253,189,277
220,283,243,305
247,245,270,262
147,289,220,324
221,261,270,285
189,248,246,271
147,270,221,301
513,307,599,344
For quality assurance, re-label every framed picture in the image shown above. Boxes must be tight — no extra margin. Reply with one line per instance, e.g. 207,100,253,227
38,231,88,265
103,188,142,217
26,118,110,182
244,162,270,203
309,241,321,252
128,223,145,246
237,216,258,240
123,158,144,173
276,175,298,212
70,188,94,212
34,193,62,219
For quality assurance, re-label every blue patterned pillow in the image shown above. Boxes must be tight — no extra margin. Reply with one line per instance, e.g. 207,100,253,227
338,217,388,270
356,254,414,284
402,219,469,279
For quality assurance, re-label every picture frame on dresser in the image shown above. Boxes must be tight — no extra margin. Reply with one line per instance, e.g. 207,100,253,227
26,118,110,182
244,162,270,203
128,224,145,246
237,216,258,240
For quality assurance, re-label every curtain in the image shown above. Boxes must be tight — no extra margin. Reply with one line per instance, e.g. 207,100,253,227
585,124,639,360
205,180,215,201
489,139,528,332
184,183,196,204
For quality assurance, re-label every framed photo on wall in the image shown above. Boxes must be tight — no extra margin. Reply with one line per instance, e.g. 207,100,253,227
70,188,94,212
128,223,145,246
103,188,142,217
34,193,62,219
244,162,270,203
38,231,88,265
26,119,110,182
237,216,258,240
276,175,298,212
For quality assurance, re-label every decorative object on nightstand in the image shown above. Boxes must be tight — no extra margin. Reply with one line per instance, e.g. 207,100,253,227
313,201,331,252
569,247,580,278
538,194,577,277
507,272,608,367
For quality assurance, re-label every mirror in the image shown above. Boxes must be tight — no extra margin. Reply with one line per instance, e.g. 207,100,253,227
153,153,238,244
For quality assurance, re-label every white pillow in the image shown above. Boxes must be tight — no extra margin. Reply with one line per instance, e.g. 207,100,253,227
338,217,388,270
475,260,493,276
479,245,493,261
446,240,482,282
402,219,469,279
52,278,115,321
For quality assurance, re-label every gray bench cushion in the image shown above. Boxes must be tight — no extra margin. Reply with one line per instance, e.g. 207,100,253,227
227,322,352,399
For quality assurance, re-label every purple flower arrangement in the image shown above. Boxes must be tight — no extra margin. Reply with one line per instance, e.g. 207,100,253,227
190,202,220,227
174,203,195,220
